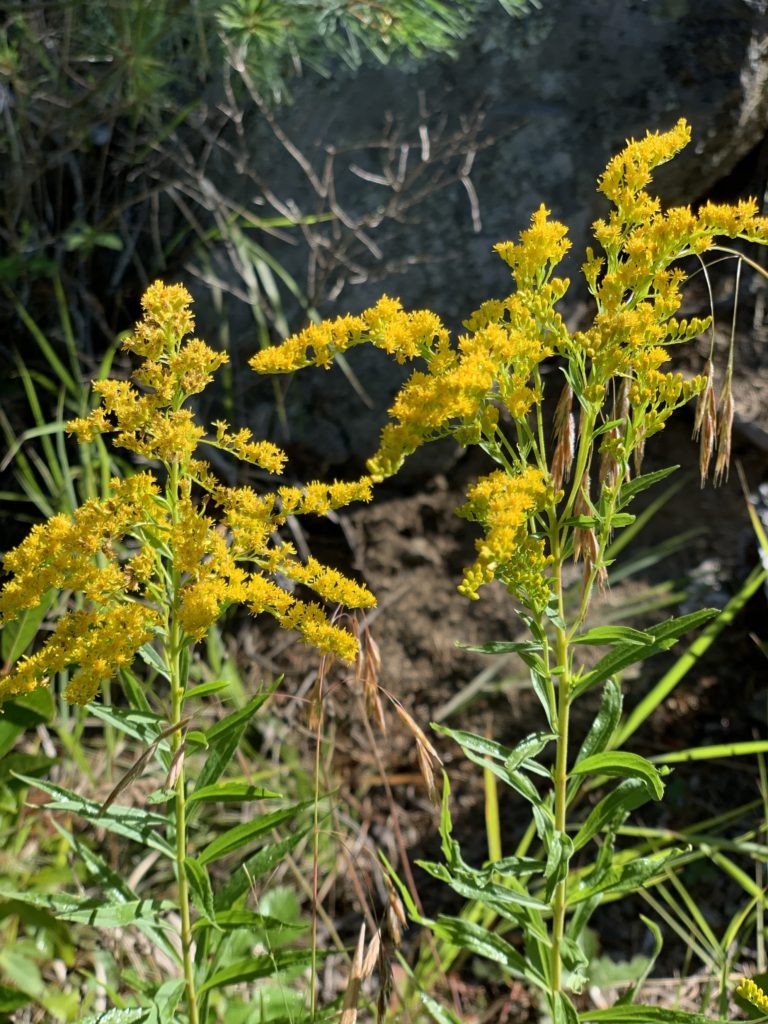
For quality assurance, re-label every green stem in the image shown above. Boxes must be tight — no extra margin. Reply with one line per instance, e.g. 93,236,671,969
549,531,571,1001
170,645,198,1024
168,462,200,1024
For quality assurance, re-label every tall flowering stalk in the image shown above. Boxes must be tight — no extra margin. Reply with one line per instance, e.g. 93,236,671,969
0,283,374,1021
253,121,768,1021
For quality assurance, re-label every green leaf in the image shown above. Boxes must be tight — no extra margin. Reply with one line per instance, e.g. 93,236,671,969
184,857,218,928
463,748,542,803
147,979,185,1024
197,949,318,995
187,782,282,804
79,1010,149,1024
458,639,543,657
574,680,623,767
416,861,548,912
569,849,684,905
182,679,232,702
572,780,656,852
571,626,652,646
433,725,513,761
430,915,544,985
198,801,311,866
85,705,168,747
572,609,718,699
505,731,556,771
617,465,680,507
194,909,305,934
213,825,311,911
555,991,580,1024
137,643,170,681
13,775,174,857
569,752,664,800
1,590,55,664
0,889,175,929
544,831,574,900
191,685,278,806
580,1006,730,1023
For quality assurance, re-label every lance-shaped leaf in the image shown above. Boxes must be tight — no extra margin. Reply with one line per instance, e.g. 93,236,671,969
0,889,175,929
572,779,656,852
571,608,718,699
190,684,279,813
13,775,174,857
197,949,320,995
573,680,623,768
569,752,664,800
198,800,311,866
580,1006,730,1023
416,860,548,912
213,825,311,911
429,915,546,987
568,849,684,905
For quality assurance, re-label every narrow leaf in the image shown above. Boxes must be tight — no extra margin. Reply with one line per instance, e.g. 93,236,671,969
571,626,652,646
570,752,664,800
617,465,680,507
574,680,623,767
14,775,174,857
197,949,319,995
187,782,282,804
572,780,655,852
198,801,310,866
213,826,311,911
191,685,278,804
505,731,556,771
430,915,543,984
458,640,543,656
572,609,718,699
184,857,218,928
1,591,55,664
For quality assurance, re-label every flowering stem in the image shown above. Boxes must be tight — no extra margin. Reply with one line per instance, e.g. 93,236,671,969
167,462,199,1024
549,528,570,1001
170,647,198,1024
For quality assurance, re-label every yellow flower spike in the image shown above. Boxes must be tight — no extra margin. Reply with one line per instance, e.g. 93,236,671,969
736,978,768,1015
1,283,379,705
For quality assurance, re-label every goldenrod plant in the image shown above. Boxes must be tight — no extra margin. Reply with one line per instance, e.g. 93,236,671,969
0,283,374,1022
253,120,768,1023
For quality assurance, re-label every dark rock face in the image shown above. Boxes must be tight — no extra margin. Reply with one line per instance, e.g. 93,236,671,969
242,0,768,472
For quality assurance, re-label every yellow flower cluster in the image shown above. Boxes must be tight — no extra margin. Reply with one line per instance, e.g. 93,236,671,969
249,295,448,374
0,604,160,705
246,120,768,609
456,467,553,608
736,978,768,1014
0,474,159,622
0,283,377,705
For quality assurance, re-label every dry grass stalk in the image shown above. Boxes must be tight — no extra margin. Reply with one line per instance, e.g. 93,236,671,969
714,381,734,485
340,924,367,1024
388,695,442,804
355,622,387,734
551,382,575,492
693,359,717,485
572,472,592,564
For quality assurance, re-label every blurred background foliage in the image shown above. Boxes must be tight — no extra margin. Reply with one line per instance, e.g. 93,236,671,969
0,0,532,368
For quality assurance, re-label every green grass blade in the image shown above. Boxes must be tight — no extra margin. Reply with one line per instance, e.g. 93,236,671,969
614,565,767,747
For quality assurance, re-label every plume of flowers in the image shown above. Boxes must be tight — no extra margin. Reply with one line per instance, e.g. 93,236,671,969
252,119,768,610
0,282,374,704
